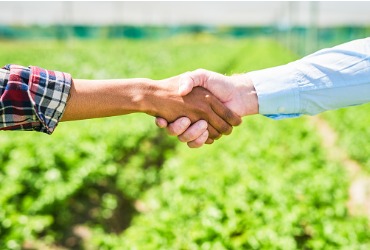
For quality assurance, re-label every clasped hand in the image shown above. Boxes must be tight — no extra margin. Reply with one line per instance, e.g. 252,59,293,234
145,74,241,147
154,69,258,148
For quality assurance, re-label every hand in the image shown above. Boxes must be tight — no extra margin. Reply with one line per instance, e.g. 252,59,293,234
146,75,242,144
155,69,258,147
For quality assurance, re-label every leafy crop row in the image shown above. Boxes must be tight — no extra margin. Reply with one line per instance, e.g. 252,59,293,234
322,104,370,172
88,117,370,250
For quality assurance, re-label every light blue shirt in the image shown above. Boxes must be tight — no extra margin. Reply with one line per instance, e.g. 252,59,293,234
248,37,370,119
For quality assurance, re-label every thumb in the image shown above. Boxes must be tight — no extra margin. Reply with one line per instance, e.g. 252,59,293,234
178,69,209,96
178,72,195,96
180,69,231,103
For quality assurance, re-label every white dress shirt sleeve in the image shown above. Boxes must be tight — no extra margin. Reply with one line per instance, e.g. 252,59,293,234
247,37,370,119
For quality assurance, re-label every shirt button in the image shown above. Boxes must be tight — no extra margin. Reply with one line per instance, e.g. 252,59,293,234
278,107,285,113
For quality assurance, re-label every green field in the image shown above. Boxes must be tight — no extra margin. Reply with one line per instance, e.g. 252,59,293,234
0,37,369,250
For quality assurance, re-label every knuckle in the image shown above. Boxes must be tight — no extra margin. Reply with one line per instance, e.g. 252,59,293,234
219,124,232,134
194,138,205,147
170,119,189,135
178,132,192,142
194,132,208,145
167,126,178,136
203,93,213,101
188,141,201,148
178,135,187,142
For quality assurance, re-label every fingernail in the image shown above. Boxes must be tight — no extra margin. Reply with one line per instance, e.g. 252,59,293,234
198,121,208,130
158,122,166,128
180,118,190,127
155,118,166,128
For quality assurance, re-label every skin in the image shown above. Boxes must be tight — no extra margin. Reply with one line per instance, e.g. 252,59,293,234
156,69,259,147
61,75,242,145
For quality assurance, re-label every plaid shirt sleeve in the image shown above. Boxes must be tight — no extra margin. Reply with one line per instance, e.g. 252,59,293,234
0,64,72,134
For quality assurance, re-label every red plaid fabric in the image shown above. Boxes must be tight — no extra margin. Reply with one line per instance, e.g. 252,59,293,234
0,64,72,134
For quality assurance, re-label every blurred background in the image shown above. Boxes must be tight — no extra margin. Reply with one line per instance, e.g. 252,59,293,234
0,1,370,250
1,1,370,54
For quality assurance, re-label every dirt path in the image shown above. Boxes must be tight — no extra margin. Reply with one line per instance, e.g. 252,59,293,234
309,116,370,219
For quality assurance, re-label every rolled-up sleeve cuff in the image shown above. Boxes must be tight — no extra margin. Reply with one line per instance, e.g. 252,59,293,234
246,63,302,119
28,66,72,134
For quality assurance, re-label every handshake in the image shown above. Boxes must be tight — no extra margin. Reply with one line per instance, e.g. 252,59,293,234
61,68,258,146
151,69,259,148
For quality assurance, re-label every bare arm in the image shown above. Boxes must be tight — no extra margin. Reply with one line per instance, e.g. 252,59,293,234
61,76,242,145
61,78,153,121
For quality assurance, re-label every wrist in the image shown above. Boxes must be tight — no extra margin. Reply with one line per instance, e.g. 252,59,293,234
136,78,176,117
230,74,259,117
129,78,159,114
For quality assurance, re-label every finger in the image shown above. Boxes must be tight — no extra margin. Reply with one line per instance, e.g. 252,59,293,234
187,130,209,148
167,117,192,136
178,69,209,96
178,73,195,96
155,117,168,128
178,120,208,142
208,124,222,140
210,96,242,127
202,95,234,135
189,69,231,103
205,138,214,144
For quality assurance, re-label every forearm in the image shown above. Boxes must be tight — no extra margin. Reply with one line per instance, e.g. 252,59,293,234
61,78,154,121
247,37,370,118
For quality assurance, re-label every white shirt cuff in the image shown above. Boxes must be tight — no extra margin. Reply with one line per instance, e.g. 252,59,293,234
247,63,302,119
